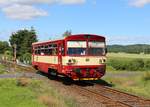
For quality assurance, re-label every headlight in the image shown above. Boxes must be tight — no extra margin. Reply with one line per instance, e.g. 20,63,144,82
99,59,102,64
67,59,76,65
99,58,106,64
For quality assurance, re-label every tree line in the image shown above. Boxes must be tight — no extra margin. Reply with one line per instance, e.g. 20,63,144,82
107,44,150,54
0,29,72,64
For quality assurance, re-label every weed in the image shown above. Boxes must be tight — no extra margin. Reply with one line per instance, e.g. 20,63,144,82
38,95,58,107
17,77,31,87
142,72,150,81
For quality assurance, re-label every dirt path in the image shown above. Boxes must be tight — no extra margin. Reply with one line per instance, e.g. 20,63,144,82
104,71,143,78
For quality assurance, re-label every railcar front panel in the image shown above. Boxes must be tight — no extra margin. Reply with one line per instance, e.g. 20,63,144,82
62,56,106,66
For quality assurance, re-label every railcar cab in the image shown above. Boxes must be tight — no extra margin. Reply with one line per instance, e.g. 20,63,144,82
65,34,106,56
62,34,107,80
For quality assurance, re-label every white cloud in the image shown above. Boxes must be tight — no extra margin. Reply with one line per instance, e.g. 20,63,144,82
2,4,48,20
0,0,86,20
0,0,55,6
0,0,85,6
130,0,150,7
60,0,85,4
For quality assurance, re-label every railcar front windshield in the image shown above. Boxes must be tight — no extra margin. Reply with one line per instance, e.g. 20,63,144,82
67,41,106,56
88,41,105,56
67,41,86,55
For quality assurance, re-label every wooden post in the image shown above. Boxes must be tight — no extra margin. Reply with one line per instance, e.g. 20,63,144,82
13,44,17,72
13,44,17,63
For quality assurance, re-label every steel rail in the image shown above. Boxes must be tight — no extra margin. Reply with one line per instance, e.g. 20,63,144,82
73,85,133,107
87,84,150,107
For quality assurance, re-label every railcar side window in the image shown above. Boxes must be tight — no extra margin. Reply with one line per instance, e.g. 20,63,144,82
52,44,58,55
33,44,58,55
35,50,38,55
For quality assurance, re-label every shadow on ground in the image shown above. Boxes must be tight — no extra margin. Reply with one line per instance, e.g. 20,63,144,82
36,71,113,87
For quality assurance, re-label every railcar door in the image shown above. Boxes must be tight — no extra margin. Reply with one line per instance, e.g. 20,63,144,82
58,42,63,73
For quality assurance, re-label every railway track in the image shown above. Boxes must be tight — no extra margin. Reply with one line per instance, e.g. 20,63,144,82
73,85,131,107
95,85,150,107
73,83,150,107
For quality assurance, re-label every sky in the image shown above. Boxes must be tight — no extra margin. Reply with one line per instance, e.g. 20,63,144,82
0,0,150,45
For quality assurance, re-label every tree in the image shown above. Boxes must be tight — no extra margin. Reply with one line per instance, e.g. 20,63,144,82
9,27,38,57
0,41,10,54
62,30,72,37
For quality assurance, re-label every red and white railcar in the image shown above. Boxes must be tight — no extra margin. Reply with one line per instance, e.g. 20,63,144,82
32,34,107,80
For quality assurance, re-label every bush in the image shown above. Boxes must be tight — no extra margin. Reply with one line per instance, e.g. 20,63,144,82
17,77,31,87
127,59,144,71
19,53,31,64
109,59,128,70
38,95,59,107
108,58,145,71
144,60,150,70
142,72,150,81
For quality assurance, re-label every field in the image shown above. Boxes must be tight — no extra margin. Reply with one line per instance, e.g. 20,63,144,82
107,53,150,71
107,52,150,59
103,52,150,98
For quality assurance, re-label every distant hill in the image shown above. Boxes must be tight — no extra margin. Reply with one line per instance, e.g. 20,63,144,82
107,44,150,54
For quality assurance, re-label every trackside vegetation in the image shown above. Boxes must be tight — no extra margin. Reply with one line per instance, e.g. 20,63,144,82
104,53,150,98
107,53,150,71
0,78,78,107
0,63,78,107
104,72,150,98
0,64,7,74
108,58,150,71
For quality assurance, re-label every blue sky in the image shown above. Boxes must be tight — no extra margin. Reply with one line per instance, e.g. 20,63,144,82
0,0,150,45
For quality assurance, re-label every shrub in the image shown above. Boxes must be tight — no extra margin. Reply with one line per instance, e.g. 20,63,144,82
108,58,145,71
142,72,150,81
144,60,150,70
38,95,58,107
17,77,31,87
19,53,31,64
109,59,129,71
127,59,144,71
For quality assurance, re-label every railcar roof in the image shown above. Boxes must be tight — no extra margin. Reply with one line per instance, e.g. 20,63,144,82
65,34,105,40
32,34,105,45
32,39,63,45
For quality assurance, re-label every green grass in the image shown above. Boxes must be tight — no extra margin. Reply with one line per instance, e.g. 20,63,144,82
0,78,78,107
0,78,45,107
